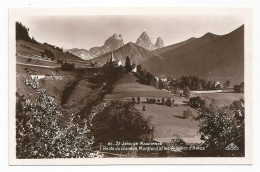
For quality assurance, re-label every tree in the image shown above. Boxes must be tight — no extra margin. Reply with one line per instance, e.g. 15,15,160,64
234,82,244,93
41,52,44,58
57,60,63,64
240,82,244,93
98,102,153,142
27,58,32,63
71,63,75,70
195,98,245,156
226,80,231,88
197,83,203,91
200,79,207,90
142,105,146,111
184,86,190,99
207,81,212,90
61,62,75,71
132,97,136,104
189,96,206,109
16,22,31,41
125,56,131,72
137,96,141,104
145,72,155,86
162,98,165,105
152,98,156,104
159,79,167,89
174,86,180,94
166,98,172,107
137,65,142,73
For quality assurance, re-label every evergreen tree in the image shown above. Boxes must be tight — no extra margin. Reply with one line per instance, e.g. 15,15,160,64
125,56,131,72
184,86,191,99
142,105,146,111
137,96,141,104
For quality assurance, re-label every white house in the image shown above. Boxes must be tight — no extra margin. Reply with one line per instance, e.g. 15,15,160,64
215,81,221,88
161,77,168,82
132,66,137,73
117,60,123,66
30,75,46,80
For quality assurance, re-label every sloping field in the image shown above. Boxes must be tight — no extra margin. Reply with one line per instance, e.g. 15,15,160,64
16,40,92,69
105,73,201,143
135,104,201,144
105,73,187,104
17,55,60,68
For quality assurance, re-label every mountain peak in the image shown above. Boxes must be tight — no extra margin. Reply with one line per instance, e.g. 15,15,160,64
136,31,155,50
112,33,123,40
155,37,164,49
202,32,218,39
104,33,124,47
141,31,149,36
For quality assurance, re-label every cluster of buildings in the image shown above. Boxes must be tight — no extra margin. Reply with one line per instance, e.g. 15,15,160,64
103,52,137,72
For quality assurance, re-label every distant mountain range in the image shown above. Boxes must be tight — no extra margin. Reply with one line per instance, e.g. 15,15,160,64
67,32,164,60
66,33,124,60
91,25,244,84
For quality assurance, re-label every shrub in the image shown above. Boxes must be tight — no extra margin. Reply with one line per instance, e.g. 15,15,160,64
61,62,75,71
57,60,63,64
171,134,186,146
189,96,206,109
27,58,32,63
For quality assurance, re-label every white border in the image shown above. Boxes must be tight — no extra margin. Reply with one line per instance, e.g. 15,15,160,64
9,7,253,165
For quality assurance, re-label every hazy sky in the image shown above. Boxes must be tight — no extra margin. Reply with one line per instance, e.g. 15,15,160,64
19,15,244,49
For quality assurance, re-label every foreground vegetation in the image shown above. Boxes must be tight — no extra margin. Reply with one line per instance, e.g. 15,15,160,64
16,76,101,158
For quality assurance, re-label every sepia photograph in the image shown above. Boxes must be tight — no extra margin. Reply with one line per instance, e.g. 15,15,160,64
8,7,253,164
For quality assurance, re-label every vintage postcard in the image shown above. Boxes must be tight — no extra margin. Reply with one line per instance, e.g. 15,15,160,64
9,7,253,165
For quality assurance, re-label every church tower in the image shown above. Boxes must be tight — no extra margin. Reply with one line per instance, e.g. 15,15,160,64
110,52,115,62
